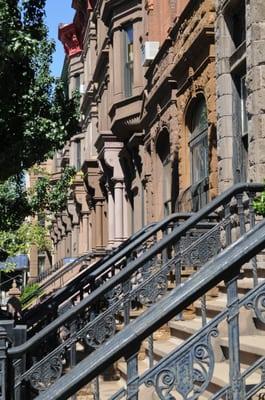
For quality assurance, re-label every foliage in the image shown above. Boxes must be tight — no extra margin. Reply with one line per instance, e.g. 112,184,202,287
20,282,43,307
29,166,76,213
0,166,74,260
0,0,80,180
253,189,265,216
0,222,51,259
0,175,30,232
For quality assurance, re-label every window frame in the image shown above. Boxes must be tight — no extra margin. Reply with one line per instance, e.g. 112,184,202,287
189,99,209,187
123,24,134,98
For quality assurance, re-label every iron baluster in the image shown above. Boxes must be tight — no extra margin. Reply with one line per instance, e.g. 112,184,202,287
94,376,100,400
249,192,258,287
126,348,139,400
225,203,232,246
200,294,207,326
148,334,154,369
226,273,244,399
174,260,183,320
162,227,168,265
123,279,131,326
13,359,22,400
69,320,77,400
236,193,246,236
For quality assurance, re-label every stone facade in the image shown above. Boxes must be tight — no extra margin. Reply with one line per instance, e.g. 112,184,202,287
216,0,265,191
28,0,265,279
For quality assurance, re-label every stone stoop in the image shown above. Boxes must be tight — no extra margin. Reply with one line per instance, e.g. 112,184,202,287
94,289,265,399
64,257,265,399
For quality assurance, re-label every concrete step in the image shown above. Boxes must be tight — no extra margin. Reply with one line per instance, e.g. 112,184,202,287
220,335,265,367
169,316,203,339
218,277,265,294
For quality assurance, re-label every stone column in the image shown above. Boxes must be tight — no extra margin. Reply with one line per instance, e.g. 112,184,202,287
29,245,38,282
95,200,104,250
113,179,124,244
107,187,115,247
247,0,265,182
123,185,129,240
78,216,84,255
215,10,234,192
82,213,89,253
72,225,79,257
88,212,93,253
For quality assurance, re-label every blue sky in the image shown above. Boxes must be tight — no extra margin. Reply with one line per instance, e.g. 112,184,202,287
45,0,75,77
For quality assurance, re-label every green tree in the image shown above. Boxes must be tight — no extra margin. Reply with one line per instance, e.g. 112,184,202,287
0,167,76,261
0,0,79,180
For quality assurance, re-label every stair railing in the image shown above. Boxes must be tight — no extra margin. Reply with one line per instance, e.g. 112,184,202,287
24,214,191,333
34,217,265,400
37,220,158,288
7,183,264,399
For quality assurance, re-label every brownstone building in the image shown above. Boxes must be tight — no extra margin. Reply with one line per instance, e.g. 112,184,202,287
28,0,265,282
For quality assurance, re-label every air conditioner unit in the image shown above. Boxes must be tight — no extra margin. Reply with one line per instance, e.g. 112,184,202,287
141,41,160,66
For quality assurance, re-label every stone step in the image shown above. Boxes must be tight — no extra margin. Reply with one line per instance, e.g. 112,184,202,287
218,277,265,294
219,335,265,367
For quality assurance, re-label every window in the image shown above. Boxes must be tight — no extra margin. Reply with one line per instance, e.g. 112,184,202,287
233,71,248,182
190,98,208,184
38,252,46,275
156,129,171,216
74,74,80,92
231,1,246,48
76,140,81,170
188,97,209,211
240,75,248,137
123,25,134,97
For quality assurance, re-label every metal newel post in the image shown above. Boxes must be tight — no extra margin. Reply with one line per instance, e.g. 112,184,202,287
0,327,7,400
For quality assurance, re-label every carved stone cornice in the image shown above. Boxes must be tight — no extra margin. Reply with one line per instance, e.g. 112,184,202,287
67,198,80,224
95,132,124,180
109,94,143,138
59,23,82,57
101,0,142,25
82,160,103,199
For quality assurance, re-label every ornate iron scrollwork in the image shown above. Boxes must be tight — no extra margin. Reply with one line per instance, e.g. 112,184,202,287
84,314,117,348
105,284,123,305
180,225,223,267
145,329,217,400
245,290,265,324
137,274,168,305
28,355,63,391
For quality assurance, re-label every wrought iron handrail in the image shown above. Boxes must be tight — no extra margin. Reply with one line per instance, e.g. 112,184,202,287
9,183,263,357
23,214,192,329
34,216,265,400
23,221,157,321
38,220,157,289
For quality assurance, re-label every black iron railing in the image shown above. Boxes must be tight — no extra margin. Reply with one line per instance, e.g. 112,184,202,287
34,217,265,400
24,215,192,333
2,183,265,399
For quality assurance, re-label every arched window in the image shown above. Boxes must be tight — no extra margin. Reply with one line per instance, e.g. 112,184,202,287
188,97,209,210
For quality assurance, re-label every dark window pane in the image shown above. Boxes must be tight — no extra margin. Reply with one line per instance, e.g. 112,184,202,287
191,136,208,183
190,98,208,185
76,140,81,170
